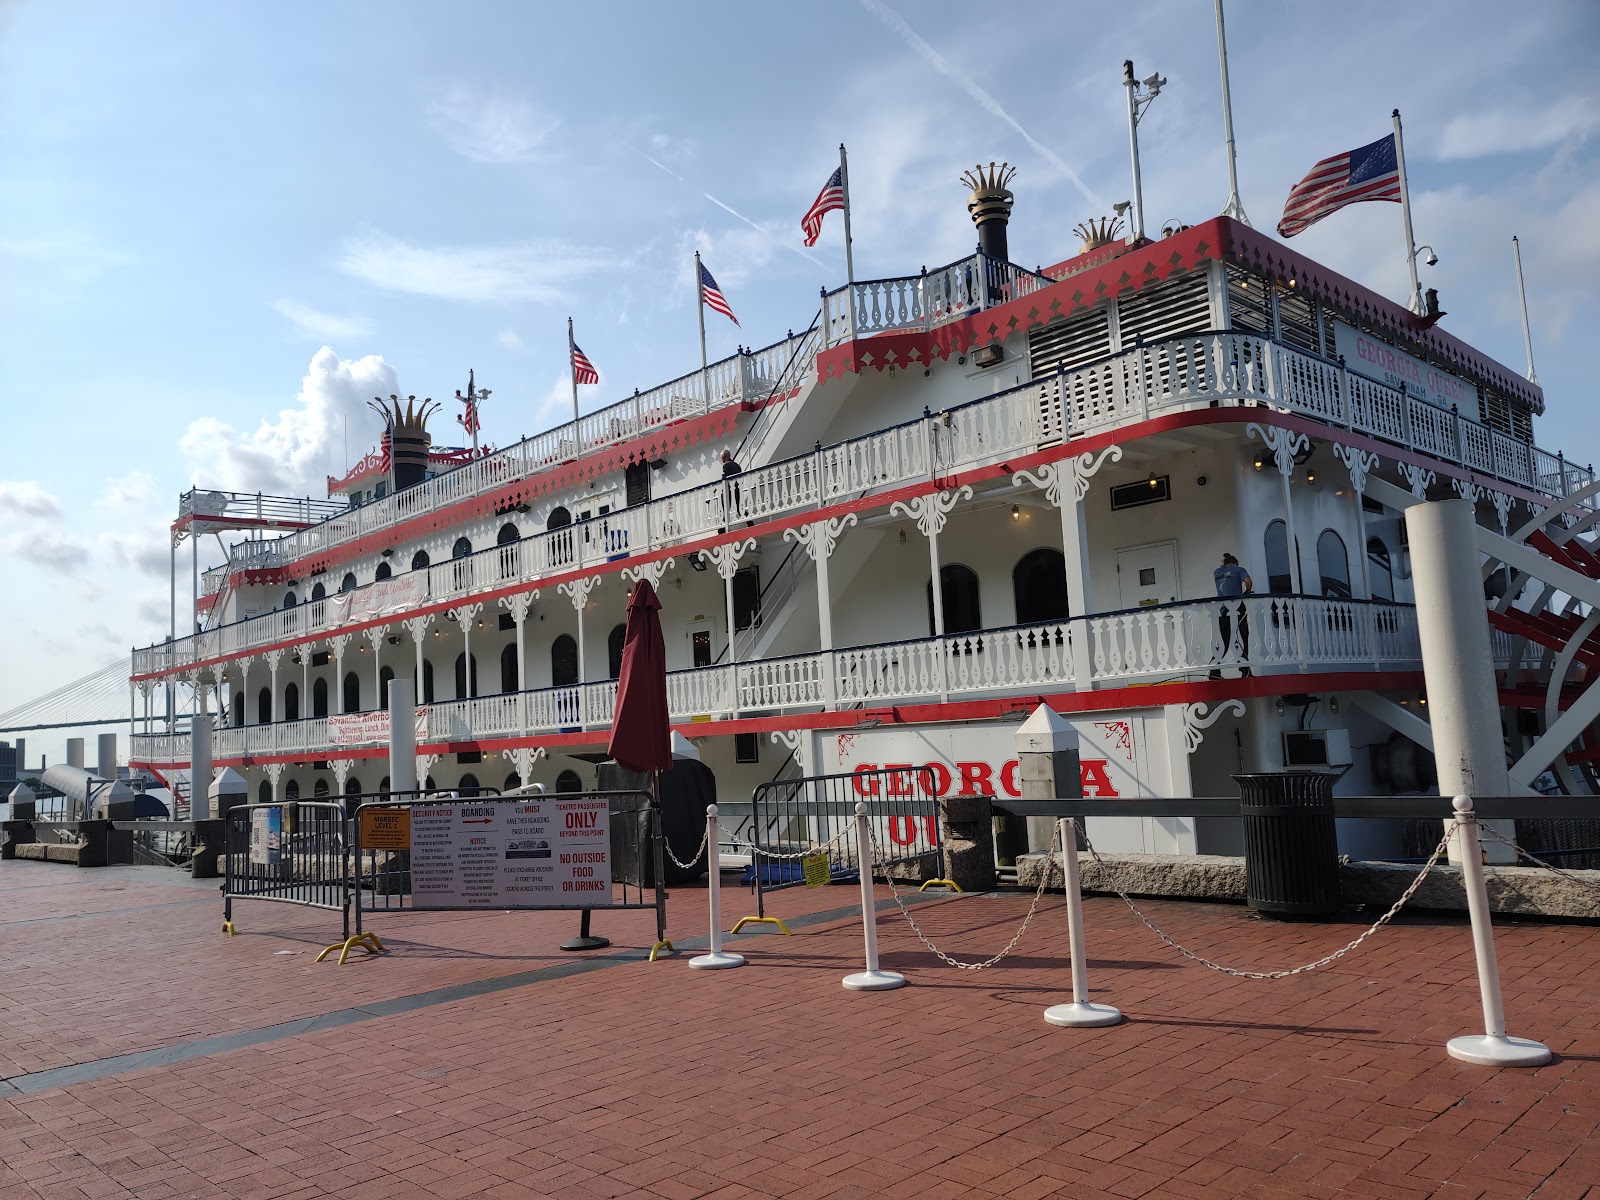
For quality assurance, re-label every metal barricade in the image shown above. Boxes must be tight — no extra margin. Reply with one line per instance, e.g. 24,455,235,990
221,801,354,956
351,789,672,960
744,767,942,922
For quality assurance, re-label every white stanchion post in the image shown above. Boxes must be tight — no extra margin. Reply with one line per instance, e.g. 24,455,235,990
843,802,906,991
1044,818,1123,1028
1445,797,1551,1066
690,805,745,970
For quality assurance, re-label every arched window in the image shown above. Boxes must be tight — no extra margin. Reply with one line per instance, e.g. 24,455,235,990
501,644,519,694
312,677,328,718
1317,529,1352,599
1264,520,1295,594
286,780,300,801
1012,548,1069,624
927,564,982,635
424,776,436,791
313,779,330,797
231,692,244,727
311,582,326,601
340,572,357,594
345,777,362,797
459,772,480,794
374,561,392,581
504,772,522,791
283,681,299,722
556,769,583,794
283,590,297,608
608,624,627,679
453,537,472,559
497,523,521,579
343,671,361,713
552,635,578,686
452,537,472,590
379,776,391,795
257,780,271,804
454,653,478,699
413,660,435,704
548,506,572,565
379,665,394,710
411,549,430,571
256,686,271,724
1367,537,1394,601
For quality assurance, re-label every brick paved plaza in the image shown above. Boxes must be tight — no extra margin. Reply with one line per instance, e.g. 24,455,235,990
0,861,1596,1199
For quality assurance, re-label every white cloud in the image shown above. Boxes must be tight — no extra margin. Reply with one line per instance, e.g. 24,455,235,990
339,227,622,304
272,298,374,342
179,347,399,495
1437,97,1600,161
0,480,64,520
428,87,558,164
498,328,524,350
6,529,87,574
98,521,171,578
98,470,157,509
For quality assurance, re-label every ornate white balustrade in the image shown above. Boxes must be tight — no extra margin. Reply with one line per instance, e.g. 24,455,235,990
137,329,1584,679
131,597,1421,764
821,252,1054,345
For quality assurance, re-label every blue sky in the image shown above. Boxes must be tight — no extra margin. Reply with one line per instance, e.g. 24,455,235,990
2,0,1597,764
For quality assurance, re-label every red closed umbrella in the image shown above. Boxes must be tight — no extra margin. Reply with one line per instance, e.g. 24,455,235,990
608,579,672,774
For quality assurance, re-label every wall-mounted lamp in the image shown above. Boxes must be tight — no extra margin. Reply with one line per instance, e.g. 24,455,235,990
1252,452,1267,471
1417,692,1428,707
1148,472,1160,488
673,577,683,590
1304,468,1317,485
899,529,908,544
1011,505,1020,521
1274,698,1286,717
689,552,707,572
386,635,400,645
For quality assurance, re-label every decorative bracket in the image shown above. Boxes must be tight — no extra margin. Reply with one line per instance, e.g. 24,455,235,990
498,590,539,623
331,759,352,791
1490,491,1514,537
449,602,484,628
770,728,808,774
263,648,286,673
1180,700,1246,753
1399,462,1436,499
1452,477,1486,507
1245,422,1310,479
329,633,355,660
1014,444,1123,507
701,538,757,582
1330,444,1380,495
556,575,602,610
500,745,548,783
784,514,858,562
621,559,675,591
416,754,439,788
402,614,433,642
890,485,973,539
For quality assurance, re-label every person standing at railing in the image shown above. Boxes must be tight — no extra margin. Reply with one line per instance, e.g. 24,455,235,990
1211,553,1253,679
720,449,747,528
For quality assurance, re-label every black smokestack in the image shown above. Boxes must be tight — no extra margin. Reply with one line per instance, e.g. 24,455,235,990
368,394,440,492
962,161,1016,262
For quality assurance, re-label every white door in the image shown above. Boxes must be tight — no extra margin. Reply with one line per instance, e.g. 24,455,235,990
1116,541,1180,609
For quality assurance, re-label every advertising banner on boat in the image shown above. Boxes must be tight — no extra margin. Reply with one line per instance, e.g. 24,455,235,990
326,572,429,625
1333,320,1481,421
326,707,430,746
407,797,610,908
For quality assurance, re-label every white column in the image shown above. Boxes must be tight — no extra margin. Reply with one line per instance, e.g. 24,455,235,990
190,680,213,821
265,648,283,724
1334,445,1382,668
556,577,600,686
1405,498,1516,864
891,487,972,703
700,542,757,663
499,592,539,735
451,603,483,698
367,627,385,707
330,633,353,713
388,677,417,795
785,518,857,706
403,615,432,703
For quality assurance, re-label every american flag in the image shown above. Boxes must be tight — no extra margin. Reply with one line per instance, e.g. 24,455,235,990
801,167,845,247
455,394,480,436
1277,134,1403,238
699,262,739,326
571,343,599,385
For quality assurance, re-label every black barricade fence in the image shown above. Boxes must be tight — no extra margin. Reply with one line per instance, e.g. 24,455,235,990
222,800,352,940
749,767,940,918
352,790,669,954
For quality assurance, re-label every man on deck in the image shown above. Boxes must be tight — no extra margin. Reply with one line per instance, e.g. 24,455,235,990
1211,552,1252,679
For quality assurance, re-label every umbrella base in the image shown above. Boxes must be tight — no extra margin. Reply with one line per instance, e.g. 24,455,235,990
559,936,611,952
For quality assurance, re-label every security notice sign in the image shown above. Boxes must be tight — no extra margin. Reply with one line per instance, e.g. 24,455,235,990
408,797,611,909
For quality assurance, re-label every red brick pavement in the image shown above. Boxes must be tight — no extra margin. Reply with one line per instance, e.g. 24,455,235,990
1,858,1597,1199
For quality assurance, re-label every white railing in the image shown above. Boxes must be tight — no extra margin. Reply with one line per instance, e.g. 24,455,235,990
821,252,1054,346
131,597,1420,762
218,329,818,577
137,330,1585,679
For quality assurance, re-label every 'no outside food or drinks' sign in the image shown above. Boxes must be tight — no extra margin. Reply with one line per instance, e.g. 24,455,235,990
408,798,611,909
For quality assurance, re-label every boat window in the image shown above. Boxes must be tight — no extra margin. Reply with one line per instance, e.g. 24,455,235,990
1367,537,1394,601
311,582,326,601
345,776,362,797
608,624,627,679
453,537,472,559
256,687,271,724
340,573,357,594
379,665,394,710
313,779,329,797
1317,530,1352,600
501,644,519,693
312,677,328,718
454,653,478,699
504,772,521,791
552,635,578,686
1013,548,1069,624
283,591,297,608
284,681,299,722
555,769,583,794
231,692,244,727
343,671,361,713
257,780,272,804
927,564,982,635
1264,520,1297,594
412,550,430,571
413,660,434,704
286,780,300,801
374,562,392,580
459,773,480,794
497,523,520,545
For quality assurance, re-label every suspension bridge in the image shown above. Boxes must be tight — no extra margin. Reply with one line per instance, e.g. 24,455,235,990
0,657,142,735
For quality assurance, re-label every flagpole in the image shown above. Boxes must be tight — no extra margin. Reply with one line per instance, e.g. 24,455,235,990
1214,0,1250,226
1393,109,1423,315
839,143,856,286
695,251,710,413
567,317,581,441
1512,236,1538,384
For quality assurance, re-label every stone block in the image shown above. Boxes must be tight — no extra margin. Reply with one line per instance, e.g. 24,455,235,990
938,794,996,893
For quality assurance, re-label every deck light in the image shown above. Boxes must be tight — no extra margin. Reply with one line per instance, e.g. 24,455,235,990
1011,505,1020,521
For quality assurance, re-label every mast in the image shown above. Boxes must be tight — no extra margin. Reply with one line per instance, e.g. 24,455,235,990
1214,0,1250,226
1393,109,1424,316
1512,236,1538,385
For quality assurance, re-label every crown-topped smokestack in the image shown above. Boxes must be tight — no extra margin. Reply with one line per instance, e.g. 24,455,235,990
962,161,1016,262
367,394,440,492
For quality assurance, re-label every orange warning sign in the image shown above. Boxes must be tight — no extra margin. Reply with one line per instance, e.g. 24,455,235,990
360,807,412,851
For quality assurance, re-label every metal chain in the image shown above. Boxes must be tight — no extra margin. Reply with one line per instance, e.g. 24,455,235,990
869,821,1061,971
1478,823,1600,894
1082,828,1454,980
729,824,856,862
662,823,710,871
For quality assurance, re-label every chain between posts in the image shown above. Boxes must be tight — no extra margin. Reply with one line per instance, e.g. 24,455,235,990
727,825,856,862
1478,823,1600,893
870,820,1061,971
1082,828,1454,980
662,823,710,871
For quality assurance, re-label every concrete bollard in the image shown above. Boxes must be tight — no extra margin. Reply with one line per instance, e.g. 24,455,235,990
1043,818,1123,1028
1444,797,1551,1066
843,803,906,991
937,794,996,892
690,805,745,970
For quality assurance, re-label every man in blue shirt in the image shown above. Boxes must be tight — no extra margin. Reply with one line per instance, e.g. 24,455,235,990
1211,553,1252,679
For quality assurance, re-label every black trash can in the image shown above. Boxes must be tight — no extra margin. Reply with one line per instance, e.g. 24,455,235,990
1234,772,1341,919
